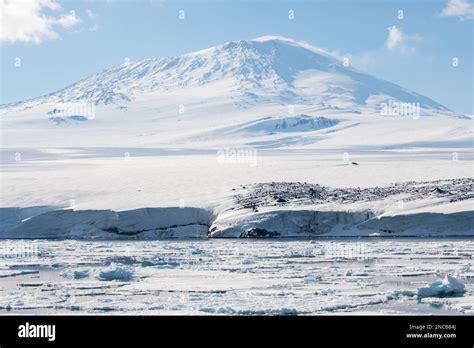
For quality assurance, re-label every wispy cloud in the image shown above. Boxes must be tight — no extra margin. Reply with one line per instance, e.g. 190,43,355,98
86,9,96,20
385,25,422,53
0,0,80,44
343,26,423,73
440,0,474,20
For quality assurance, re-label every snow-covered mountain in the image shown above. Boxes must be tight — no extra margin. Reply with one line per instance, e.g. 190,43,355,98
1,36,470,149
3,36,451,112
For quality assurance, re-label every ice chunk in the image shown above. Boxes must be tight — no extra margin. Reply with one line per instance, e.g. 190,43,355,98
97,264,133,281
304,275,321,283
61,269,90,280
417,275,465,298
389,289,417,299
316,288,336,296
241,258,256,265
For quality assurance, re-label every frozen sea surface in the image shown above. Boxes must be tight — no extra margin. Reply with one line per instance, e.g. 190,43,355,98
0,239,473,315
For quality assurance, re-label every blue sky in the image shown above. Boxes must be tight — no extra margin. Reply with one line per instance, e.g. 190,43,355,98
1,0,473,113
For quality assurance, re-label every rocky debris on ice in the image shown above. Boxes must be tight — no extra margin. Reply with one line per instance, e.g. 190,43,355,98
206,178,474,238
417,275,465,298
234,178,473,211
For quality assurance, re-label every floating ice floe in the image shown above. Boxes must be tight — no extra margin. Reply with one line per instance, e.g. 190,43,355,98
417,275,465,298
304,275,321,283
389,289,417,299
241,258,256,265
316,288,336,296
0,270,39,278
97,264,133,281
61,269,90,280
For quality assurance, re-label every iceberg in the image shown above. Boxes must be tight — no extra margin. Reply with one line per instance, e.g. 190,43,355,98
97,264,133,282
417,275,465,298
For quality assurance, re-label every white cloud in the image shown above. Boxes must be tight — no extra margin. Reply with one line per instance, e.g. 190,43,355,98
385,25,422,52
347,26,423,72
386,26,403,50
86,9,96,20
0,0,80,44
56,12,80,28
440,0,474,20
